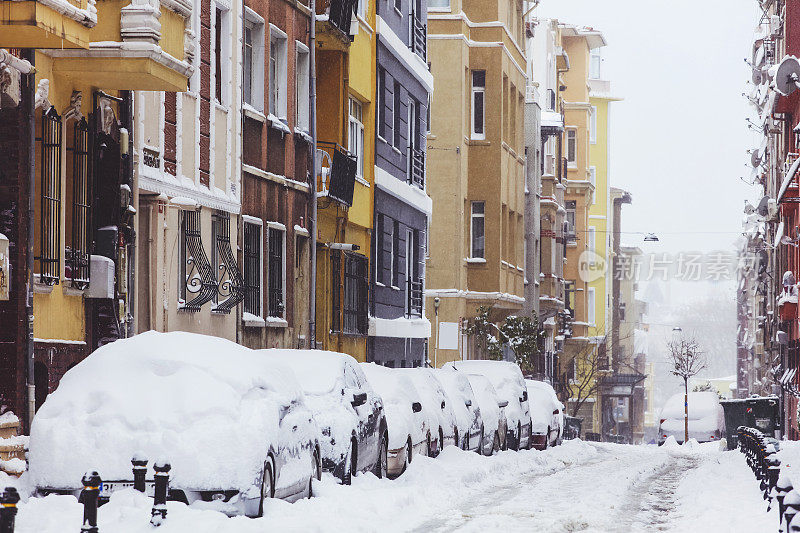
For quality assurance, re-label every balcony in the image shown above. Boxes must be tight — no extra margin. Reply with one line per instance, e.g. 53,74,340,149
411,15,426,60
408,146,425,189
407,278,423,317
3,0,194,92
316,0,357,44
317,141,357,207
0,0,95,49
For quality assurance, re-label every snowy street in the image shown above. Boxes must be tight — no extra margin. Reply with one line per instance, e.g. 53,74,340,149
8,440,775,532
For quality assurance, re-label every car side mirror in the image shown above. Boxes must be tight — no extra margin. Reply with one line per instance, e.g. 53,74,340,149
498,400,509,408
351,392,367,407
465,399,472,407
441,400,446,409
412,402,422,413
521,391,528,402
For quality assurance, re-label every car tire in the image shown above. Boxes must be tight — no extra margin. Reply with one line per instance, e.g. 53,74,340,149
454,428,460,450
309,447,321,497
258,459,274,518
403,438,413,473
477,425,484,455
374,431,388,479
493,431,501,455
426,433,432,457
438,427,444,456
527,420,534,450
512,423,521,451
342,440,357,486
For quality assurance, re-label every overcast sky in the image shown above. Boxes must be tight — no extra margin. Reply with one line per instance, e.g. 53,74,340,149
537,0,761,256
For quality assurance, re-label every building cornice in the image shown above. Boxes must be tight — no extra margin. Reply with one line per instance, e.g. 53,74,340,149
375,15,433,93
427,11,526,65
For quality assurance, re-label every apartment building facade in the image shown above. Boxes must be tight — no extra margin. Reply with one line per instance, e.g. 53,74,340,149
369,0,433,368
425,0,527,366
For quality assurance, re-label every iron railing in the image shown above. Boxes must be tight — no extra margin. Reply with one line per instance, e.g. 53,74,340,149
67,117,91,289
243,221,261,317
409,146,425,188
411,15,426,60
179,210,217,312
407,278,423,317
38,106,62,285
212,212,244,314
317,141,357,207
267,227,284,318
318,0,358,37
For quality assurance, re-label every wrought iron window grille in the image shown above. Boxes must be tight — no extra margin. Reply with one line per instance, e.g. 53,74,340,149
212,212,245,314
68,117,91,289
267,227,285,318
37,106,62,286
179,209,218,312
243,221,262,317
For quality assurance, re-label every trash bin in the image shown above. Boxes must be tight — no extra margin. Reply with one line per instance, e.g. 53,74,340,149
563,416,582,440
721,396,780,450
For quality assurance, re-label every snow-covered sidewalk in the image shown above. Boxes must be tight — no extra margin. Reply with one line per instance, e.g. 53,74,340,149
6,439,775,532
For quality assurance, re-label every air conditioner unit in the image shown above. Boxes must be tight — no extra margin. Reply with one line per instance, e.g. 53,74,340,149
86,255,115,299
768,198,779,220
0,233,9,301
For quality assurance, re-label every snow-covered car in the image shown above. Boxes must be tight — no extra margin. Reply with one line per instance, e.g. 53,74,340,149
658,391,726,445
29,331,321,518
525,379,564,450
360,363,429,477
433,369,483,452
464,373,507,455
261,349,388,483
444,360,532,450
396,369,457,457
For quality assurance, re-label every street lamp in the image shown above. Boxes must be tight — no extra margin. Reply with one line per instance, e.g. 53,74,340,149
433,297,441,368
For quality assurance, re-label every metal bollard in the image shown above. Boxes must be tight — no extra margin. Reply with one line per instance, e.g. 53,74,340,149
779,475,794,530
784,489,800,533
150,459,170,526
790,512,800,532
0,487,20,533
80,471,101,533
131,453,148,493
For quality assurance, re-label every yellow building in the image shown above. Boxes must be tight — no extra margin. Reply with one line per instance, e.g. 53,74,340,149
0,0,192,424
559,24,606,433
313,0,374,361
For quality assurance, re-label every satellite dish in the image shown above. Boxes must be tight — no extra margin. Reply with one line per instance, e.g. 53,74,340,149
751,149,762,167
744,200,756,214
775,56,800,96
757,195,770,217
753,68,764,85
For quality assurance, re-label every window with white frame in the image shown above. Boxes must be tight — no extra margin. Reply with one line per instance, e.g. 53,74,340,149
471,201,485,259
267,224,286,319
587,287,596,325
544,136,555,176
590,48,601,80
296,42,310,131
565,200,576,242
357,0,367,19
243,218,263,318
392,220,400,287
269,26,288,119
428,0,450,8
349,97,364,179
566,128,577,167
243,9,265,111
471,70,486,140
214,5,231,106
590,106,597,144
588,227,596,253
589,166,596,204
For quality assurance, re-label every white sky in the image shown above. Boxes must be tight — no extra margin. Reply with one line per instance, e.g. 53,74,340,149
536,0,762,256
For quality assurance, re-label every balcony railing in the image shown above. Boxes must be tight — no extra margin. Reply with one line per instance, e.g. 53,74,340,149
407,278,424,317
317,141,357,207
409,146,425,189
318,0,358,38
547,89,556,111
411,15,426,60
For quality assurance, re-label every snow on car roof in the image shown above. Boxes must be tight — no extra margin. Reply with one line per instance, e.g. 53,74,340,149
444,360,525,396
29,331,310,491
660,391,720,420
360,363,424,449
260,349,349,395
526,379,562,428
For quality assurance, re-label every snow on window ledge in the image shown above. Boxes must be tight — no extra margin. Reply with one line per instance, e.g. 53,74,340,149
265,316,288,328
267,114,291,134
465,257,486,264
242,312,266,328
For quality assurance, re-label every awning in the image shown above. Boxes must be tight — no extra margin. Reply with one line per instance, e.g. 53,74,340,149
777,156,800,203
541,111,564,136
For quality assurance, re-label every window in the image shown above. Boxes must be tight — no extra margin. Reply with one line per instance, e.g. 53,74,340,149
179,210,217,310
267,225,286,318
37,107,62,285
393,80,402,149
215,7,223,103
426,90,431,134
392,220,400,287
243,218,263,317
214,6,231,105
590,49,601,80
565,200,576,242
471,70,485,139
619,302,627,322
349,97,364,178
296,42,310,130
376,214,385,284
66,117,90,288
428,0,450,7
590,106,597,144
357,0,367,18
243,11,265,110
269,26,288,119
470,201,485,259
394,0,401,12
544,137,555,176
343,253,369,335
378,68,386,139
588,287,596,325
566,128,577,167
588,227,596,253
589,166,596,204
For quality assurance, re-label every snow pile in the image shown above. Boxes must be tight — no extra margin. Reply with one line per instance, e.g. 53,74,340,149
28,331,316,493
360,363,424,450
659,391,724,440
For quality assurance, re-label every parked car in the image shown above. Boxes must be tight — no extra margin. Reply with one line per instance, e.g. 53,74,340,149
444,360,532,450
434,369,483,453
29,331,320,518
525,379,564,450
360,363,428,477
397,369,457,457
658,391,725,445
261,349,387,484
464,373,507,455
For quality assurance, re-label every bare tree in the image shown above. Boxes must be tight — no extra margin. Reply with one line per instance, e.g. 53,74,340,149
666,337,706,443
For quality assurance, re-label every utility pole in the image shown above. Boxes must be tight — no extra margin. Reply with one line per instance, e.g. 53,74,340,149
308,0,318,350
23,48,36,430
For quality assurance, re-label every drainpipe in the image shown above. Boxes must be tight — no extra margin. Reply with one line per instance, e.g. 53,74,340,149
23,48,36,429
308,0,318,349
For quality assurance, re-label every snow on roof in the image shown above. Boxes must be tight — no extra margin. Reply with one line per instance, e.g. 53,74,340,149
260,349,349,395
540,111,564,129
660,391,720,421
360,363,424,449
526,379,562,431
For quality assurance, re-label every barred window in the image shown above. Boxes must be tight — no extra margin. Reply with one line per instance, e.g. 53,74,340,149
211,211,244,314
37,107,62,285
243,219,262,317
267,226,285,318
65,117,90,289
343,253,368,335
179,210,217,311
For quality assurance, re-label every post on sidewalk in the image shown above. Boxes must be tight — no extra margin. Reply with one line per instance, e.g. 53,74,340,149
0,487,20,533
80,471,101,533
132,453,148,493
150,459,170,526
